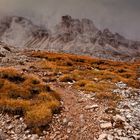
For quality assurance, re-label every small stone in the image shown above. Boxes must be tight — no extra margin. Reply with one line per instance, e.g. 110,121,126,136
116,81,127,89
107,134,114,140
93,78,98,82
50,135,56,140
25,130,30,134
78,98,85,103
81,126,87,133
100,122,112,129
117,137,129,140
0,130,6,140
79,114,85,124
6,119,11,123
43,130,47,135
7,125,14,130
126,114,131,119
63,118,68,124
67,128,71,134
63,135,69,140
19,117,23,121
30,134,39,140
85,104,98,110
98,133,107,140
117,129,122,136
14,115,20,119
113,114,126,122
68,122,73,127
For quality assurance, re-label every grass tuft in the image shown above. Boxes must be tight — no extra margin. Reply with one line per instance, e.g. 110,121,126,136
0,67,60,132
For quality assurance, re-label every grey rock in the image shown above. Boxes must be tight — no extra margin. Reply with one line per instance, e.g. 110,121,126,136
116,81,127,89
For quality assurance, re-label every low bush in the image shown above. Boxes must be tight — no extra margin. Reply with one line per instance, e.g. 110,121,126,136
59,74,76,83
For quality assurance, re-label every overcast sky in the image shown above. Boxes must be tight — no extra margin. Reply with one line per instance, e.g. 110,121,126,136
0,0,140,40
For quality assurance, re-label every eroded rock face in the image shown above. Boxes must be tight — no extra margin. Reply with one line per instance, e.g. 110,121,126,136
0,16,50,48
0,41,11,57
0,15,140,61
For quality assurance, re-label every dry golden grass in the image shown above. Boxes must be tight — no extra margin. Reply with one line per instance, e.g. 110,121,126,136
0,67,60,131
59,74,78,83
74,80,115,93
28,50,140,99
29,51,140,89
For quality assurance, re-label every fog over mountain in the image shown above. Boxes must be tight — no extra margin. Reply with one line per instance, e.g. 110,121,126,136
0,0,140,41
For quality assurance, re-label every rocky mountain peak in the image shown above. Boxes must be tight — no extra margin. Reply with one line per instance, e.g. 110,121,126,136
0,15,139,61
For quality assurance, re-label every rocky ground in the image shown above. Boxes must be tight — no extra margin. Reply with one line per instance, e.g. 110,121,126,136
0,50,140,140
98,82,140,140
0,81,139,140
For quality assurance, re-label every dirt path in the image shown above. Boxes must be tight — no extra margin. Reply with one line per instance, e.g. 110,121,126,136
45,84,106,140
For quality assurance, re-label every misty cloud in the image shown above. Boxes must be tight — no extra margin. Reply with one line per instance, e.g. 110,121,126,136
0,0,140,40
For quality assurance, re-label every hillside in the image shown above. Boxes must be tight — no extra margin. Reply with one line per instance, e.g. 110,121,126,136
0,16,140,61
0,43,140,139
0,15,140,139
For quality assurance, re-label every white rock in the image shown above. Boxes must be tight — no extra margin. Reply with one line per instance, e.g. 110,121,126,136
113,114,126,122
107,134,114,140
30,134,39,140
63,118,68,124
85,104,98,110
67,128,71,134
100,122,112,129
98,133,107,140
116,81,127,89
126,114,131,119
118,137,129,140
117,129,122,136
113,89,121,94
79,114,84,122
7,125,13,130
68,122,73,127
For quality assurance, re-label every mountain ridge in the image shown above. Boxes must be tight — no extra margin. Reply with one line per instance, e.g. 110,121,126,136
0,15,140,61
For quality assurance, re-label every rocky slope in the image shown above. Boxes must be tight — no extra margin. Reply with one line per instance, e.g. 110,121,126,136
0,49,139,139
0,15,140,61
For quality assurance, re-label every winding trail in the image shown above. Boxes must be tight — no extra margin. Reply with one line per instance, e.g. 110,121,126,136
45,84,106,140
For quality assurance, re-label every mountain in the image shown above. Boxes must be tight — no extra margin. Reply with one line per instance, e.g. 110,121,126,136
0,16,140,140
0,15,140,61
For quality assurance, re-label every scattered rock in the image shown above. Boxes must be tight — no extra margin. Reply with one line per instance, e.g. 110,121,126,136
30,134,39,140
100,122,112,129
63,118,68,125
113,114,126,122
7,125,14,130
107,134,114,140
98,133,107,140
67,128,71,134
68,122,73,127
0,130,6,140
80,126,88,133
116,81,127,89
85,104,99,110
